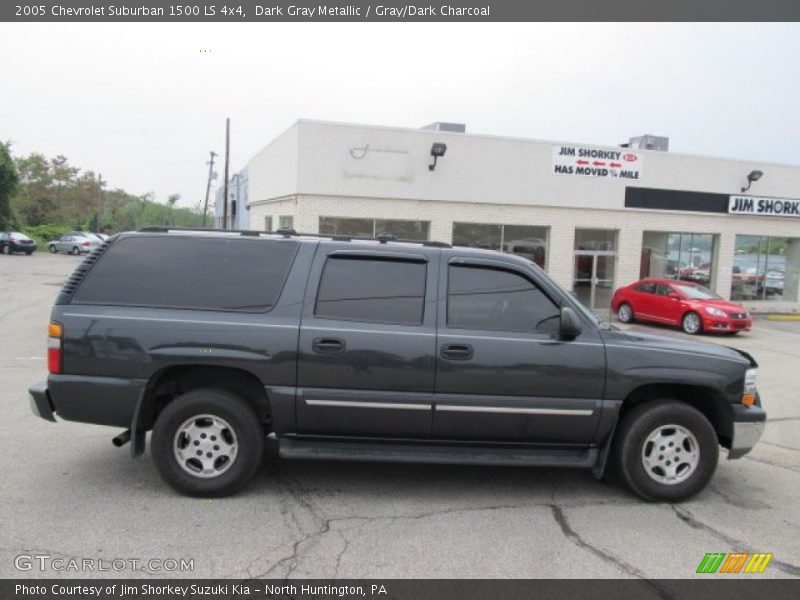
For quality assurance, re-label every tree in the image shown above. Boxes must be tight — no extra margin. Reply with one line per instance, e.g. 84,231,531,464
168,193,180,207
0,142,19,229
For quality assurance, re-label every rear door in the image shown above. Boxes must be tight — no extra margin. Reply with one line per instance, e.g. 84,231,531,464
433,255,605,444
296,244,439,438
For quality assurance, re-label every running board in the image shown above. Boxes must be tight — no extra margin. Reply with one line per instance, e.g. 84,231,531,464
279,438,598,468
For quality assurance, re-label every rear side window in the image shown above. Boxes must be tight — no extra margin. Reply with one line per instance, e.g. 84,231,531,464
448,265,560,333
635,282,655,294
315,257,426,325
72,236,298,312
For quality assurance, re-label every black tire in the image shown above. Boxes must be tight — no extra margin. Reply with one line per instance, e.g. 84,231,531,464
681,311,703,335
71,246,80,255
1,245,9,255
49,245,57,254
26,250,33,255
617,302,634,323
151,388,265,497
613,400,718,502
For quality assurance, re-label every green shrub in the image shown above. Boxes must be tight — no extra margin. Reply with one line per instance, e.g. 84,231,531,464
20,224,72,251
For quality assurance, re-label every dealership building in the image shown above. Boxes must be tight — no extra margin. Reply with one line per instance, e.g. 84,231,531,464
220,119,800,314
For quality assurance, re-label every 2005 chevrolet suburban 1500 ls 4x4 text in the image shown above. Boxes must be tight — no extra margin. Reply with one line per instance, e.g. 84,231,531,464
29,228,765,500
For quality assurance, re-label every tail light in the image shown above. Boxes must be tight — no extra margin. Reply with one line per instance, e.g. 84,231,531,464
82,241,91,246
47,322,63,374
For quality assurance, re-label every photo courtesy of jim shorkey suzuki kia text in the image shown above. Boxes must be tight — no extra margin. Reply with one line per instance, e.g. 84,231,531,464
15,584,386,597
4,0,800,592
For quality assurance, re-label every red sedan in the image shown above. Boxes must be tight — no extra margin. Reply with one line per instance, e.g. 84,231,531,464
611,278,752,335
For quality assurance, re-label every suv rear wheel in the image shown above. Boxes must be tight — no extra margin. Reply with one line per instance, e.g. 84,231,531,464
151,388,265,497
613,400,718,501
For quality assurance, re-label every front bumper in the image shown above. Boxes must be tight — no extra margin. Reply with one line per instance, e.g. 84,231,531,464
703,316,752,333
728,402,766,459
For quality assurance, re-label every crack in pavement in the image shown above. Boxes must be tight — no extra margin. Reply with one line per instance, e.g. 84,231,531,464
759,440,800,453
227,470,798,583
766,416,800,423
670,504,800,577
332,531,350,579
743,455,800,475
707,483,771,510
548,505,675,600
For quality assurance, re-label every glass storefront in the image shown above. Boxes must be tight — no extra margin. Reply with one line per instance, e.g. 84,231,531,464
641,232,717,288
319,217,430,240
731,236,800,302
452,222,548,268
573,229,617,312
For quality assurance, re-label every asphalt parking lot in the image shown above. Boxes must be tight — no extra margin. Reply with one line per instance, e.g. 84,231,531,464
1,253,798,581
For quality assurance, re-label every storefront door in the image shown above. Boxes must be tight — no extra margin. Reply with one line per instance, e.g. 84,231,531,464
573,251,616,312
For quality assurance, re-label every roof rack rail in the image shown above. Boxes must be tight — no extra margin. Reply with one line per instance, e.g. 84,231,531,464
137,226,452,248
139,226,263,236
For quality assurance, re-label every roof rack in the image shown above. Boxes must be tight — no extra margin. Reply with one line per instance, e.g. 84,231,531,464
137,226,452,248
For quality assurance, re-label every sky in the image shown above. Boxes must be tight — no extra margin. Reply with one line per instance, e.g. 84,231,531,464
1,22,799,208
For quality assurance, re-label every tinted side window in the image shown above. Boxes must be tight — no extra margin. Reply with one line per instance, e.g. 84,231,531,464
315,257,426,325
448,265,560,332
73,236,298,312
635,282,655,294
655,284,672,296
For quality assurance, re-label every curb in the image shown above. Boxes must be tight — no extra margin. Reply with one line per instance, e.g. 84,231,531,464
764,314,800,321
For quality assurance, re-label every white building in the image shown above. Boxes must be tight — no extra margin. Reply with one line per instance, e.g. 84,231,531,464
214,167,249,230
244,119,800,314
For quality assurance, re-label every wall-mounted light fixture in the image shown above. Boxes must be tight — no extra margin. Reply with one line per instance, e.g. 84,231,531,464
429,143,447,171
741,170,763,193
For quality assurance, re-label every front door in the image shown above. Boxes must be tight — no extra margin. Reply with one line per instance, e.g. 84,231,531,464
296,244,439,438
433,256,605,445
573,252,616,314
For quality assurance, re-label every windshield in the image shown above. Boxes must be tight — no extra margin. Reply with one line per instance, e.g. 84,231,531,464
673,283,722,300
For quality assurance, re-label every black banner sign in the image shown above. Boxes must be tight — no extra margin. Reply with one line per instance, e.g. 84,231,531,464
3,0,800,22
4,579,800,600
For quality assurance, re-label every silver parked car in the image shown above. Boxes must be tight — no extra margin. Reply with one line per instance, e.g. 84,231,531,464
48,232,102,255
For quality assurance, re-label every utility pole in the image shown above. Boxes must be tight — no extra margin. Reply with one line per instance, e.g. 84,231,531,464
222,118,230,230
96,173,105,232
202,151,217,227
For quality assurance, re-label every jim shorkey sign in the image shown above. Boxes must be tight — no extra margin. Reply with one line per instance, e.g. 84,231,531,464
729,195,800,218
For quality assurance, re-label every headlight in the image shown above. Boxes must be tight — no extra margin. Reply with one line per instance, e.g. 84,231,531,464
704,306,727,317
743,368,757,406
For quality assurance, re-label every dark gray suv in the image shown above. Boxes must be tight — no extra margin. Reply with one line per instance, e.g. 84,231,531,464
29,228,765,500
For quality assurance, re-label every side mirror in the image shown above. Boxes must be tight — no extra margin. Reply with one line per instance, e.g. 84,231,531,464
559,306,583,340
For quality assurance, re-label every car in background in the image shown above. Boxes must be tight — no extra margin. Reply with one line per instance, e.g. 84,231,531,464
765,270,785,297
0,231,37,255
612,278,751,335
48,232,102,255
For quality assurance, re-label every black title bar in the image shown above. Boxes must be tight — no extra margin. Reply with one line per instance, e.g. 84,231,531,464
3,0,800,22
4,579,800,600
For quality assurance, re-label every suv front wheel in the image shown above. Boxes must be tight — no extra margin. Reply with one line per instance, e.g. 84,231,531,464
151,388,265,496
613,400,718,502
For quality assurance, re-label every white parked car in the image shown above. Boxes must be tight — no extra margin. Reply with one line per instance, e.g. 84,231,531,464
48,232,102,255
